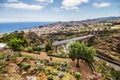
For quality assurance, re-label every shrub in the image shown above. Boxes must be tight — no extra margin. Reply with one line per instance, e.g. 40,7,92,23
75,72,81,80
60,67,67,72
45,42,52,52
47,53,68,58
58,53,68,58
60,62,69,72
43,59,49,65
21,62,30,70
0,67,6,74
21,55,37,60
47,75,53,80
94,60,120,80
47,50,53,54
33,51,39,54
32,46,42,51
27,47,33,53
35,63,45,71
32,46,37,51
37,47,42,51
70,70,74,75
52,70,58,76
10,52,20,58
58,72,64,78
111,69,120,80
30,69,36,75
54,60,61,65
49,61,55,66
45,67,52,75
0,54,7,59
54,65,60,71
0,60,4,66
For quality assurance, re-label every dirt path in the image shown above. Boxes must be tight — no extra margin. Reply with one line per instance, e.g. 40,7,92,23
21,52,93,80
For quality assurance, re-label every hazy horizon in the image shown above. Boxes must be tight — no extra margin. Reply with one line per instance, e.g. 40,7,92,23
0,16,120,23
0,0,120,22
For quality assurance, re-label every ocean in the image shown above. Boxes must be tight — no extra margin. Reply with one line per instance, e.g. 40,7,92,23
0,22,54,34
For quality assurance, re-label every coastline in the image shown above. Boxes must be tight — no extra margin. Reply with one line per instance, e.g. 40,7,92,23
0,22,54,34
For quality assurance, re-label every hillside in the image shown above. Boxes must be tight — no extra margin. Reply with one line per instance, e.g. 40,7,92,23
0,16,120,80
92,29,120,62
45,16,120,28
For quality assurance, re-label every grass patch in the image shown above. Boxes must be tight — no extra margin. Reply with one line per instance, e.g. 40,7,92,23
47,53,68,58
21,54,37,60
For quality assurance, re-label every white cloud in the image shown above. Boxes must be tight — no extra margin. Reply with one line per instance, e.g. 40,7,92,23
61,0,88,10
36,0,53,3
7,0,18,2
1,2,43,10
93,2,111,8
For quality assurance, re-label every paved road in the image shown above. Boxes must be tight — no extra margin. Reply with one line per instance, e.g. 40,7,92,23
52,34,94,46
38,34,94,48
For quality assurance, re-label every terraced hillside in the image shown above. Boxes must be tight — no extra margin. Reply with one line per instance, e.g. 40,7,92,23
92,29,120,62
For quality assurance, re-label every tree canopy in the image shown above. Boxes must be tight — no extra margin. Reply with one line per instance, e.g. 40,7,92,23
68,42,96,67
0,31,28,51
45,42,52,52
8,38,24,51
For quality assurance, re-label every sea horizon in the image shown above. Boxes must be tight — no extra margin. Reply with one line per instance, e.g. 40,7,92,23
0,22,55,34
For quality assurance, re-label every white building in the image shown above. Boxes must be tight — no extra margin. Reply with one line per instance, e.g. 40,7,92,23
0,43,7,50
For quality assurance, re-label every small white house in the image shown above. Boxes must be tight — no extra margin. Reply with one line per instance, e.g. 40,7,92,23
0,43,7,50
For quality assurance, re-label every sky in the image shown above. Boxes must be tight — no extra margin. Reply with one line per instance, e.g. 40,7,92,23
0,0,120,22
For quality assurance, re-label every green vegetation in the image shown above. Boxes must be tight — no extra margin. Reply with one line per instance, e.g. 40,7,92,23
0,31,24,43
58,72,64,78
8,38,24,51
21,54,37,60
68,42,96,67
0,31,44,53
47,74,53,80
0,53,7,59
94,28,120,61
0,67,6,74
26,32,39,45
94,60,120,80
21,62,30,70
45,42,52,52
0,52,79,80
47,53,68,58
75,72,81,80
0,60,6,74
0,19,119,80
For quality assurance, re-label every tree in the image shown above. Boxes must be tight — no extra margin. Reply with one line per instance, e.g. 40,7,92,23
8,38,24,51
45,42,52,52
68,42,96,68
85,47,96,62
68,42,82,67
27,32,38,44
1,31,26,45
